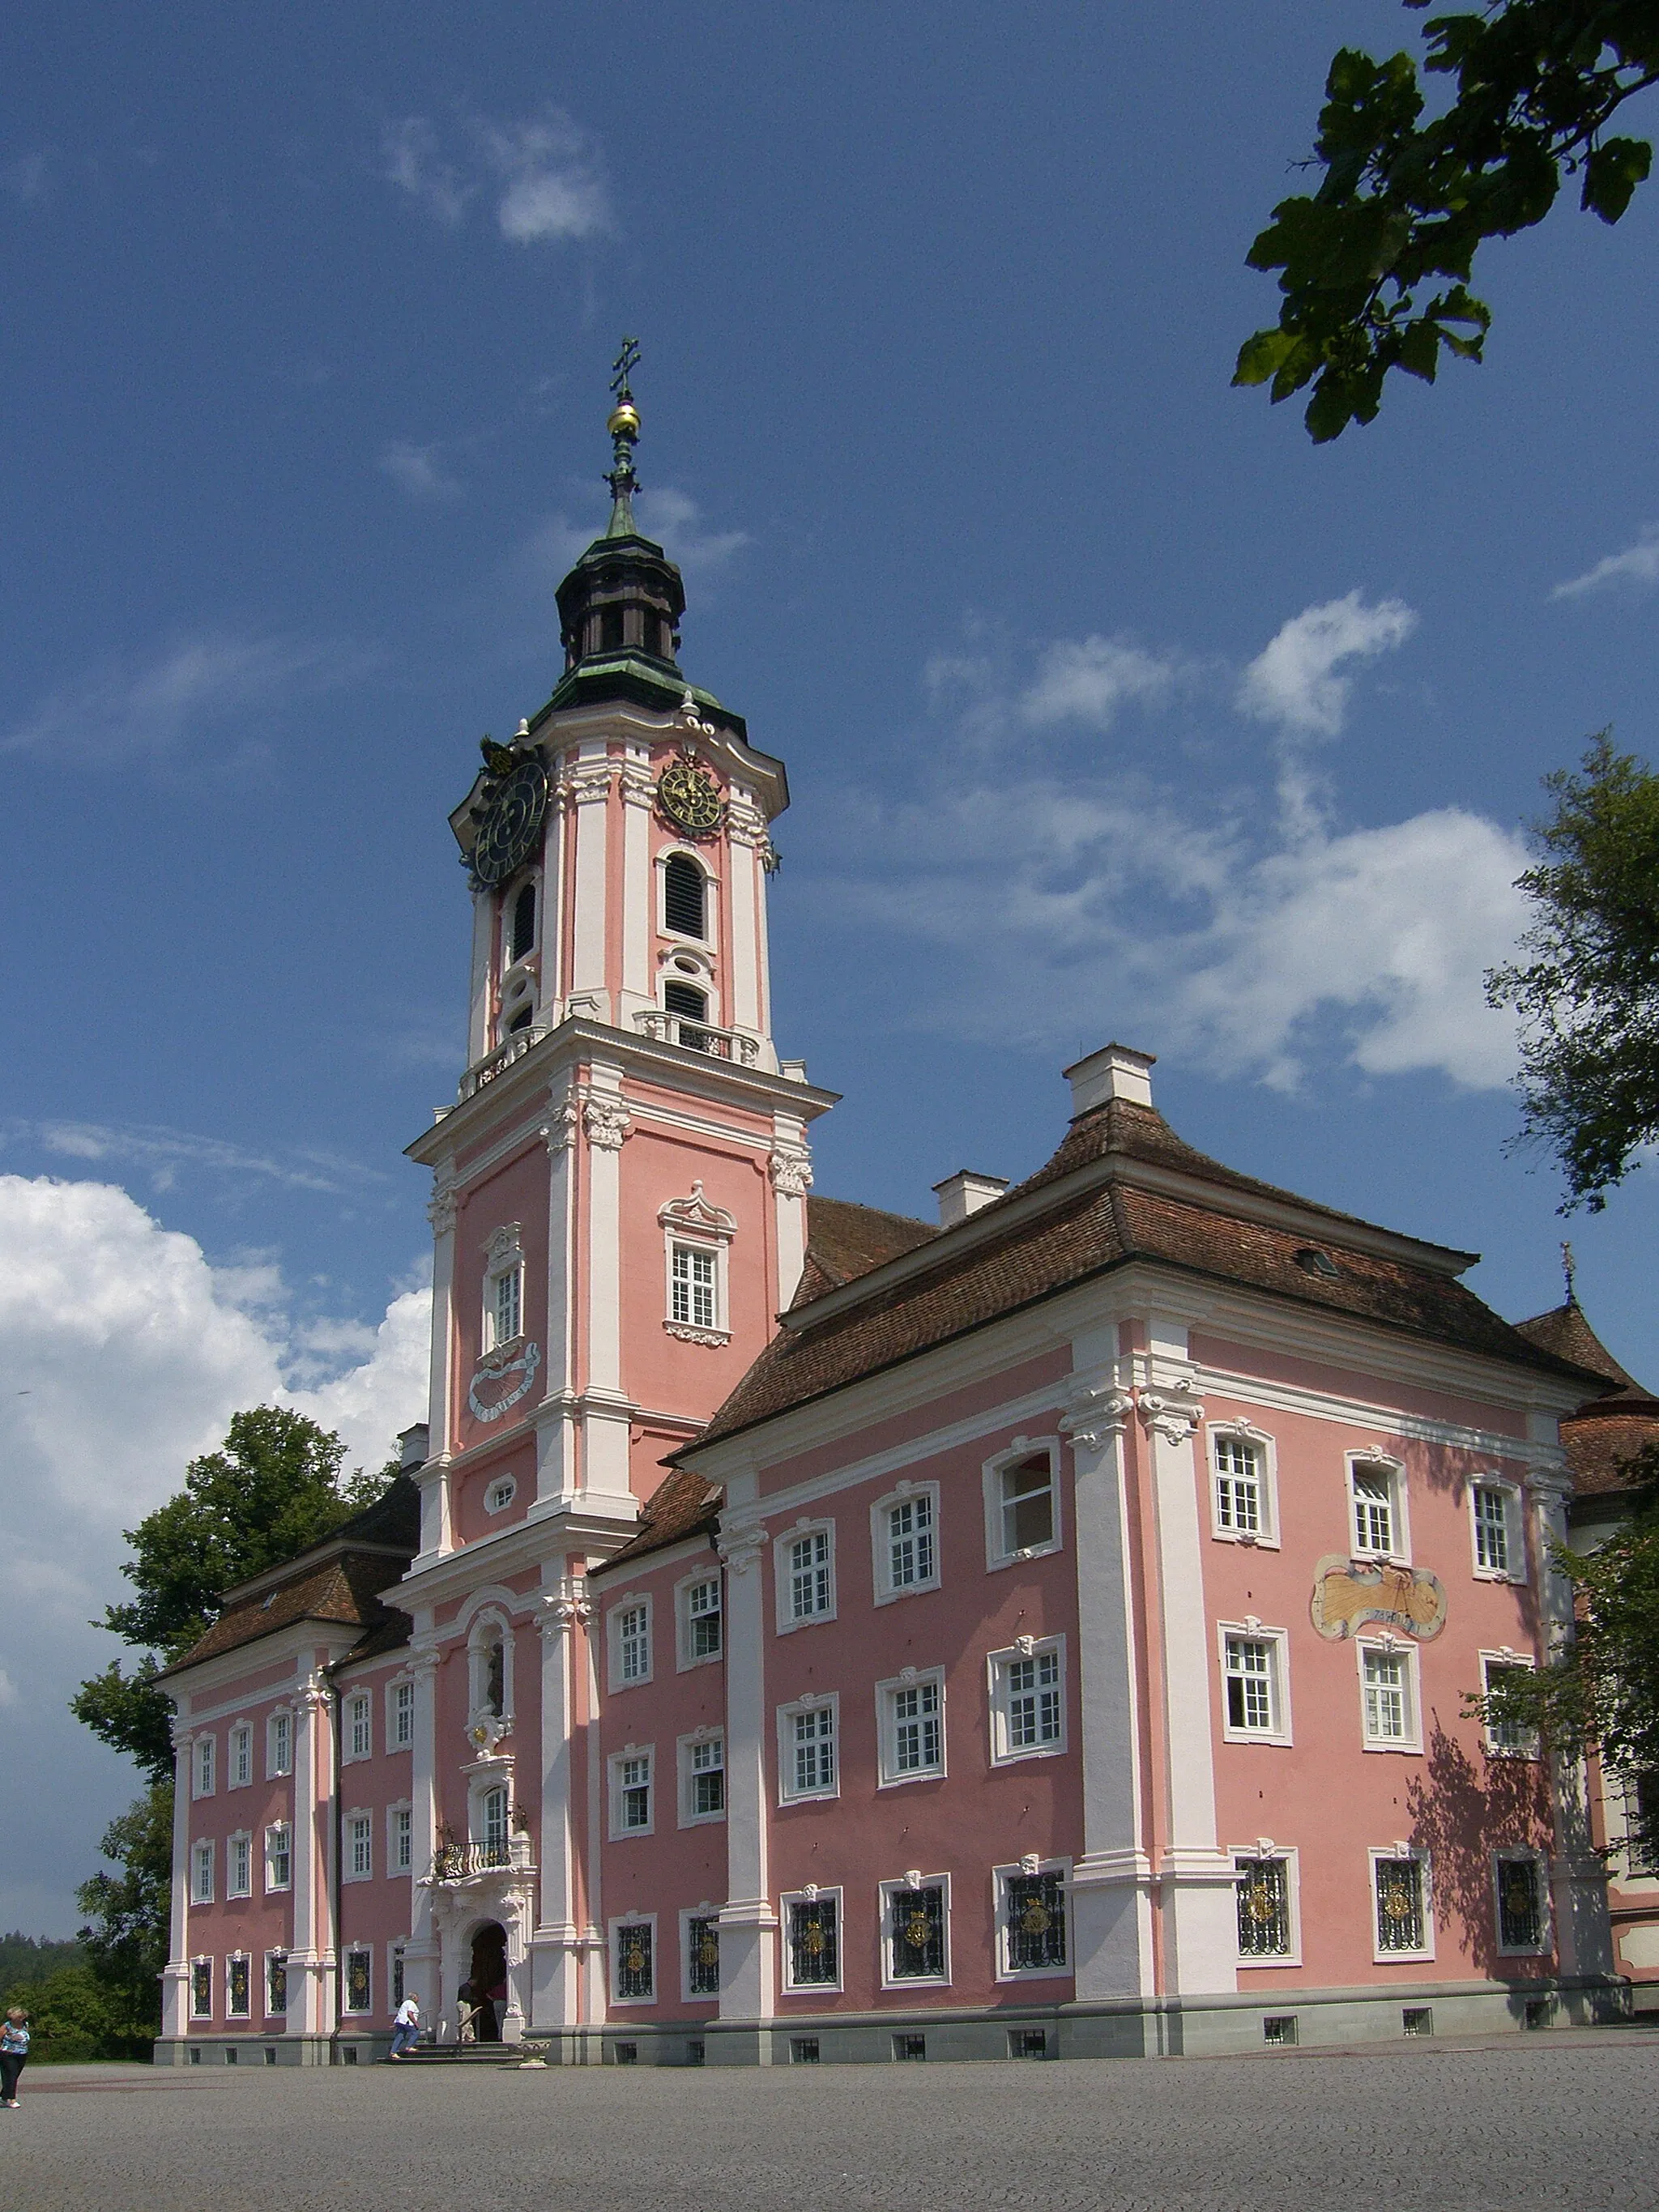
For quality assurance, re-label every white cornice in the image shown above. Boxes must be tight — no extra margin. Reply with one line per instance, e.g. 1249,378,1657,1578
523,697,791,819
398,1494,642,1609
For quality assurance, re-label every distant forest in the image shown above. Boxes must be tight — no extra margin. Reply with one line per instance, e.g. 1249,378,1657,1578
0,1931,83,1986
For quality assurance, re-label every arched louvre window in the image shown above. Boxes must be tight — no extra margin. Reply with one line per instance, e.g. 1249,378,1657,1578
663,980,707,1022
663,855,706,938
508,881,535,965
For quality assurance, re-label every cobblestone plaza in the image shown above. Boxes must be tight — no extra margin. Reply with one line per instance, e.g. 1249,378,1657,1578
7,2029,1657,2212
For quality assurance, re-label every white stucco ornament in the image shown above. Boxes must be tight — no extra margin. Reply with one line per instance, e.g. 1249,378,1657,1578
468,1339,541,1422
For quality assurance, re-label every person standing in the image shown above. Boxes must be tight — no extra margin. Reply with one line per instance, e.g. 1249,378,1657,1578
0,2007,28,2107
388,1992,420,2061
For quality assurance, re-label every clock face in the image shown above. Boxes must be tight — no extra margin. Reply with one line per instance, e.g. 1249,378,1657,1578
655,755,723,838
471,757,548,887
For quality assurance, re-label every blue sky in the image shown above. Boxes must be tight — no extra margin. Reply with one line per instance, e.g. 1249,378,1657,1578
4,2,1658,1931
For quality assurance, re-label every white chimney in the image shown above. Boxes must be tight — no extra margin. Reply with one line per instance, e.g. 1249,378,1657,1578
932,1170,1009,1228
1064,1042,1156,1117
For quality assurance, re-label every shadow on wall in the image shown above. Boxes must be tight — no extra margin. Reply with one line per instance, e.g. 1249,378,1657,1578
1406,1718,1551,1979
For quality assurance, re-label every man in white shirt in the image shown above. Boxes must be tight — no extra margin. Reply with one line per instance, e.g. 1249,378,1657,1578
388,1993,420,2060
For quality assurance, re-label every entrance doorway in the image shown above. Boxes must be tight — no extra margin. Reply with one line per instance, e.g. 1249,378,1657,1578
465,1922,508,2041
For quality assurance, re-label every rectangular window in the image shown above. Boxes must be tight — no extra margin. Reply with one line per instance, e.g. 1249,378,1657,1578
348,1694,371,1762
784,1895,840,1989
1482,1656,1539,1756
228,1834,252,1899
781,1703,837,1801
268,1711,292,1777
1373,1854,1430,1957
615,1922,654,2002
1473,1484,1514,1576
1213,1434,1265,1538
1234,1855,1294,1959
227,1955,251,2018
229,1724,252,1789
1223,1634,1282,1737
490,1264,522,1347
265,1823,292,1894
343,1948,372,2014
671,1243,717,1330
1495,1854,1546,1953
480,1784,510,1860
684,1575,722,1662
348,1813,372,1881
266,1954,288,2016
1003,1868,1068,1974
687,1915,720,1998
684,1736,725,1822
1361,1644,1417,1748
191,1839,215,1904
786,1528,834,1623
194,1736,215,1799
615,1601,651,1686
390,1805,413,1874
992,1451,1056,1562
881,1673,945,1783
190,1960,213,2019
888,1493,935,1592
886,1882,947,1983
616,1753,652,1834
1350,1463,1400,1557
992,1642,1064,1761
391,1679,416,1749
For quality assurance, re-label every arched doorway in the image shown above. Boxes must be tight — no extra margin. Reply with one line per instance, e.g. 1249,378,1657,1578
466,1922,508,2041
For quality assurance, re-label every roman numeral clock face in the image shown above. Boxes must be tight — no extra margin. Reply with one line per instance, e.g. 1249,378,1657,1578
469,757,549,889
655,755,723,837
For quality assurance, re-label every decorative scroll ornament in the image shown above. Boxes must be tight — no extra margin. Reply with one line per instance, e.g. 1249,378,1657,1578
468,1715,509,1755
1137,1376,1204,1443
428,1180,458,1234
468,1339,541,1423
1310,1555,1447,1642
1062,1386,1136,1454
539,1583,593,1639
542,1098,581,1153
718,1522,769,1575
769,1147,813,1197
582,1098,631,1151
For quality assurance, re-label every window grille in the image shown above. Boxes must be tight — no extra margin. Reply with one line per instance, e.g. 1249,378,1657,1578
787,1897,838,1987
689,1737,724,1817
482,1784,510,1860
191,1840,214,1903
617,1604,650,1682
1473,1485,1512,1574
1262,2014,1298,2046
1235,1856,1292,1957
1351,1465,1396,1555
1402,2006,1434,2037
1214,1436,1263,1536
266,1824,291,1891
787,1706,836,1796
1005,1870,1067,1971
230,1725,251,1788
889,1679,943,1776
509,880,536,965
894,2033,927,2061
349,1695,371,1760
392,1805,413,1873
1497,1856,1544,1950
889,1885,946,1980
229,1834,251,1899
670,1245,717,1330
790,2036,820,2064
686,1576,722,1659
887,1494,935,1589
228,1955,251,2018
393,1680,415,1748
619,1756,651,1831
344,1949,372,2014
788,1530,833,1620
663,855,706,938
616,1923,653,2001
1363,1648,1410,1742
269,1711,292,1775
688,1916,720,1997
998,1455,1055,1554
1374,1856,1427,1953
190,1961,213,2018
267,1954,288,2015
1224,1637,1277,1733
1004,1648,1063,1750
1009,2028,1047,2058
349,1814,372,1879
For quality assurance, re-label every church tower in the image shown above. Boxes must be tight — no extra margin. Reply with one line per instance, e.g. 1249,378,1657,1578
405,347,834,1558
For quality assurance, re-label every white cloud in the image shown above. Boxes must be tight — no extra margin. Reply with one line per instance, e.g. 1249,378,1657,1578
379,439,464,501
1236,590,1418,738
378,117,472,228
1019,635,1184,730
6,1118,384,1198
380,108,610,246
0,1669,19,1710
634,487,748,575
1552,523,1659,599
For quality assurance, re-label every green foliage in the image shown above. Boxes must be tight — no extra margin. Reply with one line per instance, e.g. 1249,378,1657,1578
0,1964,150,2064
74,1783,175,2040
1486,733,1659,1210
0,1933,83,1988
1236,3,1659,440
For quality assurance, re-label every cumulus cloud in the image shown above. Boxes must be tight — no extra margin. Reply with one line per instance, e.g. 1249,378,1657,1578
634,487,748,576
1236,590,1418,738
378,117,472,228
379,439,464,501
9,1118,385,1199
1018,635,1185,730
380,108,609,245
1552,523,1659,599
0,1174,429,1930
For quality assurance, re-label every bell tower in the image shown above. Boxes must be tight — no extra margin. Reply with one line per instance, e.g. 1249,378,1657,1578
405,345,836,1565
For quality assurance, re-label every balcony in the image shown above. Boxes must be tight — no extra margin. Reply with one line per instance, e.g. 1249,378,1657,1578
428,1836,536,1882
457,1027,548,1102
633,1009,760,1065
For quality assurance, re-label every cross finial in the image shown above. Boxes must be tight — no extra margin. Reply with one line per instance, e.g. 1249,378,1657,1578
610,335,640,402
1561,1239,1577,1304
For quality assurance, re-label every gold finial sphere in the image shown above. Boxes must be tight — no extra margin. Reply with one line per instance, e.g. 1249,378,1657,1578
608,401,641,438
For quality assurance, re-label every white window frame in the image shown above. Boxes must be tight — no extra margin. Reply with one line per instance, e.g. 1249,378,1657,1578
993,1857,1073,1983
1230,1844,1303,1967
680,1905,723,2004
610,1913,659,2005
227,1831,253,1900
484,1473,518,1515
387,1800,414,1876
480,1223,524,1353
388,1677,416,1751
608,1592,654,1690
267,1707,293,1779
228,1721,252,1790
1217,1621,1293,1746
658,1186,736,1346
983,1438,1064,1571
344,1809,373,1883
264,1950,288,2018
880,1872,952,1990
1469,1477,1526,1583
677,1728,727,1827
774,1519,837,1632
190,1837,215,1904
657,843,717,945
342,1945,374,2016
1347,1451,1410,1563
264,1822,292,1894
1479,1650,1541,1758
224,1951,252,2019
190,1956,214,2020
779,1886,845,1995
609,1745,655,1839
676,1568,723,1669
876,1667,947,1787
1207,1421,1279,1547
871,1479,942,1605
1370,1847,1435,1963
193,1734,215,1799
987,1636,1068,1766
777,1694,839,1804
1493,1847,1551,1956
1357,1634,1422,1753
343,1690,372,1764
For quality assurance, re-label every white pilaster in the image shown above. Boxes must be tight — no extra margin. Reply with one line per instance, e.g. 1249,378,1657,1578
726,811,763,1038
402,1639,441,2020
466,886,493,1066
422,1169,458,1556
619,757,654,1016
160,1726,194,2039
535,1093,582,1504
768,1136,812,1315
567,755,612,1019
580,1074,633,1502
531,1576,590,2031
717,1520,775,2054
288,1678,336,2038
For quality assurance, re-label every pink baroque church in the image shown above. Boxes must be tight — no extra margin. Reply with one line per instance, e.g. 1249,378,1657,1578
157,363,1632,2068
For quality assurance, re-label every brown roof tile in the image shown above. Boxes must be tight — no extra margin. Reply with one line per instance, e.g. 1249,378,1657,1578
1563,1408,1659,1502
591,1465,721,1575
800,1195,936,1298
1514,1300,1648,1393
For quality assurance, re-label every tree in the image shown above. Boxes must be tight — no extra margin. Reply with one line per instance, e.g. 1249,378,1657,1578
1235,2,1659,441
1485,733,1659,1211
73,1786,175,2046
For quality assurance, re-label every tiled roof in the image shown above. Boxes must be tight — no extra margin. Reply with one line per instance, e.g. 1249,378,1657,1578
591,1465,721,1576
799,1196,936,1298
1514,1300,1644,1392
1516,1302,1659,1505
689,1105,1595,1453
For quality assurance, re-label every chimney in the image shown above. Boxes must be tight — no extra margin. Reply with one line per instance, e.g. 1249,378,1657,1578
397,1422,430,1473
1064,1042,1155,1117
932,1170,1010,1228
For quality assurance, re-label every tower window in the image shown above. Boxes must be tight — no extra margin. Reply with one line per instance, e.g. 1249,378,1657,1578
663,855,707,939
508,881,536,965
506,1004,533,1034
663,979,707,1021
600,607,625,653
